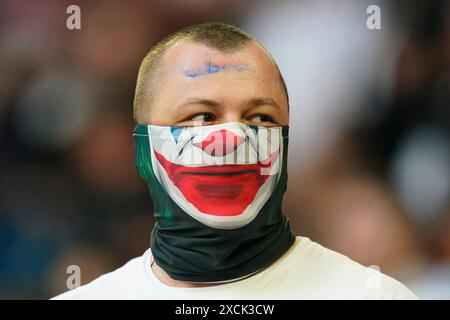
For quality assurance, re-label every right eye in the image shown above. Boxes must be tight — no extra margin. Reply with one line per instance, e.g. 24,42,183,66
190,113,216,123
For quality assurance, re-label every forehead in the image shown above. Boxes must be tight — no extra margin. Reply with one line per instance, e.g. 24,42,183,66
148,39,288,119
161,40,279,77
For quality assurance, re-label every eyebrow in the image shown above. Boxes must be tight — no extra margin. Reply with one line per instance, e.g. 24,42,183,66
176,97,281,111
246,97,281,110
178,98,222,109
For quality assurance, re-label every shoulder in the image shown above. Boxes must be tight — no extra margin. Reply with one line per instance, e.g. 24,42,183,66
279,236,419,299
51,252,149,300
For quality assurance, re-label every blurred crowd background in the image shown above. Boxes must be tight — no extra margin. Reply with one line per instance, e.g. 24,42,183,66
0,0,448,299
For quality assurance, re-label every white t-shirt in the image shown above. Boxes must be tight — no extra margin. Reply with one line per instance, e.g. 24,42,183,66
53,236,418,300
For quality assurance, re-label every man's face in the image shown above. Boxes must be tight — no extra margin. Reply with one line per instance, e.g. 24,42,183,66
142,40,289,126
137,40,289,229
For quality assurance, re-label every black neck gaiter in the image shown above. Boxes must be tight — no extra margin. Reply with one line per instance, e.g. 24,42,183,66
134,122,295,282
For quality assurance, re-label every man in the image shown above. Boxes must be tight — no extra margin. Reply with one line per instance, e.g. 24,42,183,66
54,22,418,299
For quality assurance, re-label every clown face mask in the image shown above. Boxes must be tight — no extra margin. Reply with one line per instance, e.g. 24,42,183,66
134,122,294,282
136,122,283,229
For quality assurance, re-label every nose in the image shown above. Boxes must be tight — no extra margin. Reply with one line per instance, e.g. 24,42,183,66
194,130,245,157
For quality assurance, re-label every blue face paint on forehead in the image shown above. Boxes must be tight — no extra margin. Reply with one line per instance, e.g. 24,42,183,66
184,59,252,78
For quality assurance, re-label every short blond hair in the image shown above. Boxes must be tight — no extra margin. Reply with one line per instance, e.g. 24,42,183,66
133,22,288,123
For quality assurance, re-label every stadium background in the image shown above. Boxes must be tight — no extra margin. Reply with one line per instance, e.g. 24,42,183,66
0,0,448,299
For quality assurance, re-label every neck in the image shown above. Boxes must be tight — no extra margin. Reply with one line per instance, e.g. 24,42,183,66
150,257,267,288
151,258,226,287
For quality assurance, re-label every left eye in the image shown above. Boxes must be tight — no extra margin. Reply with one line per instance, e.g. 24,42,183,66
249,114,275,124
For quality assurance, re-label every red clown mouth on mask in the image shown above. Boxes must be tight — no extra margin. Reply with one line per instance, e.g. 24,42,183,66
153,138,279,216
146,122,283,229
